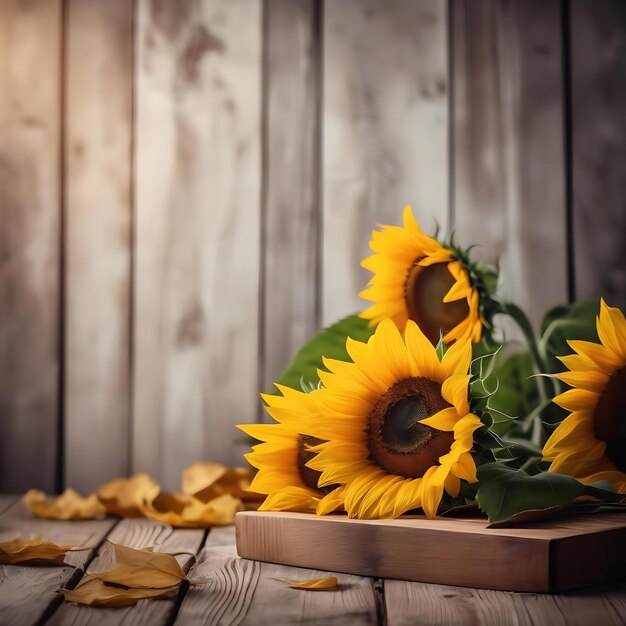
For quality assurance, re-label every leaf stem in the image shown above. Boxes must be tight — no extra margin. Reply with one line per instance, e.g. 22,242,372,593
496,302,555,392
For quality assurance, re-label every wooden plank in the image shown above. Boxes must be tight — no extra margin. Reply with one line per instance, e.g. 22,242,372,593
0,0,62,492
176,526,379,625
64,0,133,494
385,580,626,626
322,0,449,326
450,0,567,328
570,0,626,309
0,495,19,516
48,517,205,625
133,0,262,487
235,511,626,593
0,498,116,624
261,0,321,392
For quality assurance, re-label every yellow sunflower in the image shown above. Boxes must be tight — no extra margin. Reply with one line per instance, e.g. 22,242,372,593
300,318,483,519
543,299,626,493
238,386,326,512
359,206,484,344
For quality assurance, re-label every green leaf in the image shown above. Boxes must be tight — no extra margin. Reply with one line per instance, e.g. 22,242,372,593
270,314,375,392
540,299,599,373
476,462,624,523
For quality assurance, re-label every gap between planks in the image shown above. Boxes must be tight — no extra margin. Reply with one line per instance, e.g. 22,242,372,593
0,497,117,625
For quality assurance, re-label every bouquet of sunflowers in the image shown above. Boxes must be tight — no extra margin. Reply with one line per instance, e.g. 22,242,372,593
240,207,626,525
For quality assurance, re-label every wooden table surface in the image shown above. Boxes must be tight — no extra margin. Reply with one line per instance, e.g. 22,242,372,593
1,494,626,625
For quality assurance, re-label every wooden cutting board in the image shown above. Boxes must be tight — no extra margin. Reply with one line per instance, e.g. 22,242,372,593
235,510,626,593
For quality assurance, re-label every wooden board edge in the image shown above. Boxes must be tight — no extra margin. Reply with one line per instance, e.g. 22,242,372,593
235,511,551,593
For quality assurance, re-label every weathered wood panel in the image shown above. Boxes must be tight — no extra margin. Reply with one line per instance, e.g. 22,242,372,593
0,0,62,492
570,0,626,309
322,0,449,326
176,526,379,625
0,498,116,624
0,494,19,516
48,518,204,626
64,0,134,493
450,0,568,328
261,0,321,393
384,580,626,626
133,0,262,488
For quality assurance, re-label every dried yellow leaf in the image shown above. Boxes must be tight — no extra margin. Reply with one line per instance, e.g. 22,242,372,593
183,462,263,503
97,473,160,517
24,489,106,521
0,536,87,565
141,492,242,527
82,542,188,589
273,576,339,591
61,578,179,607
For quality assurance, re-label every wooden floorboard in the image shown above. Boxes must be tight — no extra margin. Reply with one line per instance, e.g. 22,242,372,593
384,580,626,626
47,518,205,625
2,499,626,625
0,494,19,516
0,497,116,625
175,526,379,625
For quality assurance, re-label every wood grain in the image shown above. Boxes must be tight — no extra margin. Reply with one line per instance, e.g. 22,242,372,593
48,517,205,626
64,0,134,493
385,580,626,626
450,0,568,328
570,0,626,309
261,0,321,393
0,498,116,624
132,0,262,487
177,526,378,625
322,0,449,326
235,511,626,593
0,0,62,492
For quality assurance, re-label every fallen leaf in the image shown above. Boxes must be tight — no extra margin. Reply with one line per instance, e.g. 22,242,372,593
272,576,338,591
24,489,106,521
0,536,87,565
61,579,179,607
83,542,188,589
182,462,263,503
97,473,160,517
140,492,242,527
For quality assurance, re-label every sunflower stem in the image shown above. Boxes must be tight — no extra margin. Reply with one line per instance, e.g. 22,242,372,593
495,302,557,402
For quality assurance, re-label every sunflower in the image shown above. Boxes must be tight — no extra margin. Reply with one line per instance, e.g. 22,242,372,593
238,386,326,512
543,299,626,493
300,318,482,519
359,206,488,344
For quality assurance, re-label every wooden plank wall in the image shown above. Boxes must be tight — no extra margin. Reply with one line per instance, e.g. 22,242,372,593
0,0,624,493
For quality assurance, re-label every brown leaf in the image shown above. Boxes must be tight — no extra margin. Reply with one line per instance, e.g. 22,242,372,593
272,576,339,591
24,489,106,521
487,506,565,528
0,536,87,565
61,579,179,607
140,492,242,527
82,542,188,588
97,473,160,517
182,462,263,503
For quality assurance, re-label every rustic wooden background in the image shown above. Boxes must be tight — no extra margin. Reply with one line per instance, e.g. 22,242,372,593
1,0,624,494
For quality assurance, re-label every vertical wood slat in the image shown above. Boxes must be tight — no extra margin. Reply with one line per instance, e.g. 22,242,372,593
133,0,262,489
450,0,568,329
0,0,62,492
570,0,626,310
261,0,321,393
64,0,134,493
322,0,449,326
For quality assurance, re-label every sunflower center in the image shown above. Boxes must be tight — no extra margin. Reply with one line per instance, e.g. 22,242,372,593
368,377,453,478
296,434,325,491
405,260,470,345
594,366,626,473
